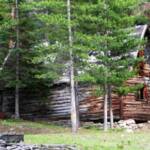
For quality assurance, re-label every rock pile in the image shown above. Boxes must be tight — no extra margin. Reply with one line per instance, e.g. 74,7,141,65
0,134,77,150
83,119,150,131
114,119,150,131
0,140,77,150
114,119,138,131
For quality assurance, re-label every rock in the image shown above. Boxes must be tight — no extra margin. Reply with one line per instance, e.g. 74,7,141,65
0,139,6,144
118,120,124,124
119,122,127,129
0,143,78,150
137,123,145,128
2,135,76,149
130,124,138,130
124,119,135,125
0,140,7,147
115,119,137,130
0,147,7,150
0,134,24,143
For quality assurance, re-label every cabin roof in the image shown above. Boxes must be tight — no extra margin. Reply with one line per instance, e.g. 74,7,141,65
129,24,148,58
134,25,148,39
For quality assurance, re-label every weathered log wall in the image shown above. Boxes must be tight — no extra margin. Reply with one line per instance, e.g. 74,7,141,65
44,84,121,121
121,76,150,121
0,85,121,121
0,89,49,119
1,76,150,121
121,94,150,121
45,84,71,119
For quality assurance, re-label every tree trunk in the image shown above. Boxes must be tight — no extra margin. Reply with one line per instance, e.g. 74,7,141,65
15,0,20,119
75,81,80,128
0,6,16,71
104,83,108,131
108,85,113,129
67,0,79,133
15,54,19,119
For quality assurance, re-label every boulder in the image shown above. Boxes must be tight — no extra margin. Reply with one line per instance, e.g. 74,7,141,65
116,119,136,130
137,123,145,128
0,134,24,143
124,119,135,125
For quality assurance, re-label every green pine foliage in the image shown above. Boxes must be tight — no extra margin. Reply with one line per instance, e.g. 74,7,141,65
0,0,146,94
21,0,70,85
74,0,144,95
0,0,68,89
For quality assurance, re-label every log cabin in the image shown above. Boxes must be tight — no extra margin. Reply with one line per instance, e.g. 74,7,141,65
42,24,150,122
0,25,150,122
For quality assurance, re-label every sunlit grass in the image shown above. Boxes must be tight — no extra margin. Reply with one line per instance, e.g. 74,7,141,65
25,132,150,150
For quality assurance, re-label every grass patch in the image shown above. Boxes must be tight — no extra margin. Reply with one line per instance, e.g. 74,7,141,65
0,119,63,129
25,132,150,150
0,119,150,150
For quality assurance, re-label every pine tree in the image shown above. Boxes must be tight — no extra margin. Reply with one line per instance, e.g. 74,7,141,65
74,0,142,131
0,0,60,117
22,0,80,133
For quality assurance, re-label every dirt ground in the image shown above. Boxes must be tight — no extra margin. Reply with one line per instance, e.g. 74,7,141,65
0,125,58,134
0,119,70,134
0,119,150,134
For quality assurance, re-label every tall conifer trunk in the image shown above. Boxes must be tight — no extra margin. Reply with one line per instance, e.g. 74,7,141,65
15,0,20,119
104,83,108,131
67,0,79,133
108,85,113,128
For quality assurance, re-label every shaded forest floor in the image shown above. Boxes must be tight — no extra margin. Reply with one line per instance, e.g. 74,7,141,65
0,119,70,134
0,119,150,150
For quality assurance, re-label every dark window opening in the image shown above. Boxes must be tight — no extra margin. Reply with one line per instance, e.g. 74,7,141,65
137,85,148,101
139,88,144,100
